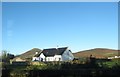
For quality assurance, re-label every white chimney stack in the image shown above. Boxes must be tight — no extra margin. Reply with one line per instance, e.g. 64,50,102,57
35,52,38,54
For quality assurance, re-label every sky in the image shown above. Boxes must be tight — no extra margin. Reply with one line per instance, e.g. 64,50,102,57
2,2,118,55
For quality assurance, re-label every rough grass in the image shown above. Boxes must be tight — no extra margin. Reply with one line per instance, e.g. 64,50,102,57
73,48,118,58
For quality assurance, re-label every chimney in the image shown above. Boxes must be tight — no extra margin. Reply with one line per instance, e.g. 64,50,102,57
35,52,38,54
56,45,59,49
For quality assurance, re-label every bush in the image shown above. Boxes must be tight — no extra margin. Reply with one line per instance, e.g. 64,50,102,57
26,64,47,70
100,58,120,69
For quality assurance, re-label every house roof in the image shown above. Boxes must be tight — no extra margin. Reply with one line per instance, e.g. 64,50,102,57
42,47,68,57
34,53,41,57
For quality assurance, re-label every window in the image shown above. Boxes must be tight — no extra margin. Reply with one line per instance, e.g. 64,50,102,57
48,58,49,61
41,58,43,62
59,58,61,61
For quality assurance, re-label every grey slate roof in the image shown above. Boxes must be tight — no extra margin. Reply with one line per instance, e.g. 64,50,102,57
42,47,68,57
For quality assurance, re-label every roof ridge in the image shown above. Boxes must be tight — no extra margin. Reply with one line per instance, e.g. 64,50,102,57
43,47,68,50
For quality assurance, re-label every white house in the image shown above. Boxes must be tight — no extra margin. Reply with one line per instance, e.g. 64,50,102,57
32,47,74,61
108,56,120,59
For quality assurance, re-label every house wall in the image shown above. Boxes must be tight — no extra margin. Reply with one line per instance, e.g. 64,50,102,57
40,53,45,58
39,53,46,61
54,55,62,61
32,57,40,61
62,49,74,61
46,57,54,61
39,54,62,61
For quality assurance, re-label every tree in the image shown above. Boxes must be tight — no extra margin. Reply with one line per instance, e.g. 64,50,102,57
2,50,7,61
1,50,14,64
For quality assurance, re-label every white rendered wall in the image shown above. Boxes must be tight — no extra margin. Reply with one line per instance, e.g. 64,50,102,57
39,53,46,61
46,57,54,61
62,49,74,61
54,55,62,61
32,57,40,61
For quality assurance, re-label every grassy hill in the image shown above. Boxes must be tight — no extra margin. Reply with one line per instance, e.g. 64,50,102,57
15,48,42,60
14,48,119,60
73,48,119,58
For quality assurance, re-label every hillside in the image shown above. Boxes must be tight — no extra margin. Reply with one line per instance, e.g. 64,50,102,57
73,48,119,58
16,48,42,60
14,48,119,60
